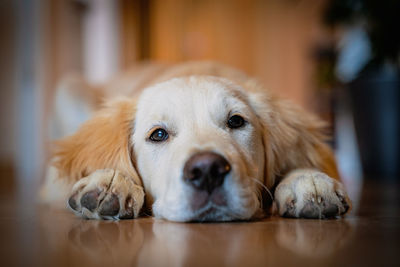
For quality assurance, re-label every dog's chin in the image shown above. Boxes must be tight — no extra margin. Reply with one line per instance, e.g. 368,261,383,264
180,199,257,222
154,199,251,222
189,204,239,222
153,187,260,222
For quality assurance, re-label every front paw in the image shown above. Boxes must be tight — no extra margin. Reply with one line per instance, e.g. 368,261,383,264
68,169,145,220
274,169,351,219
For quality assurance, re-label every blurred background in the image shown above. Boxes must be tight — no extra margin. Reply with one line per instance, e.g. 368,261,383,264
0,0,399,203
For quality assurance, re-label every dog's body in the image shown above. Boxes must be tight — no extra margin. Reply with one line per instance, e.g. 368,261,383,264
41,62,350,222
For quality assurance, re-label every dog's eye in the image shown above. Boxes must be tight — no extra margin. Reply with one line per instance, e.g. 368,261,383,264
149,128,169,142
227,115,245,129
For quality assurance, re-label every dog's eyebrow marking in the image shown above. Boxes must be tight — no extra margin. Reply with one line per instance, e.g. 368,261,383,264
225,86,250,104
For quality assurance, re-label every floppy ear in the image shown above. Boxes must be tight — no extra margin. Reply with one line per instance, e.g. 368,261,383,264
52,97,141,186
247,82,339,189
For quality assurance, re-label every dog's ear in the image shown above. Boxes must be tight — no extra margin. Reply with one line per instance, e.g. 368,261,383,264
52,97,141,185
247,82,339,189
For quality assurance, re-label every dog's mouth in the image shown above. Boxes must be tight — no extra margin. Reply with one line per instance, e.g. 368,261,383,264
190,188,227,209
192,207,227,222
188,189,234,221
190,205,232,222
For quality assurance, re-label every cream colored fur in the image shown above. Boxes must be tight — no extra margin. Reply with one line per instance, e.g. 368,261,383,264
41,62,351,221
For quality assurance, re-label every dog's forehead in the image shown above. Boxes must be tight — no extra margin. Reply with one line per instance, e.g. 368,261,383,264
136,76,247,119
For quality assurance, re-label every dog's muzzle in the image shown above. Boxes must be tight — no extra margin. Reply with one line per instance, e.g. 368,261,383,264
182,151,231,216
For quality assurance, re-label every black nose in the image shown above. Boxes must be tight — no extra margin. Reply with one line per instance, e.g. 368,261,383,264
183,152,231,193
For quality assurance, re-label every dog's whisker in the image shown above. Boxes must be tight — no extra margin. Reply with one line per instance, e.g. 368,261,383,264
254,187,264,210
250,177,274,201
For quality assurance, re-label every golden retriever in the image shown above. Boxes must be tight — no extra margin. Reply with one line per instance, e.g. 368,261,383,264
40,62,351,221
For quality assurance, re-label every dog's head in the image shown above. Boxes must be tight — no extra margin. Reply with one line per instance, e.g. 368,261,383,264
55,75,330,222
133,76,265,221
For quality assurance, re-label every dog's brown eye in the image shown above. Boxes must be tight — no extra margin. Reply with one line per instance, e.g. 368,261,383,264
149,128,169,142
227,115,245,129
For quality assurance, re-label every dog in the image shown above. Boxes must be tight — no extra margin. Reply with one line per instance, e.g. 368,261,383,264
40,61,351,222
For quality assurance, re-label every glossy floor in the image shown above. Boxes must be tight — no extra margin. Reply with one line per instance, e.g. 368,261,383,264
1,180,399,267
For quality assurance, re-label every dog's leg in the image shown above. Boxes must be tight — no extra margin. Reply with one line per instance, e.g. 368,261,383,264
67,169,145,220
274,169,351,219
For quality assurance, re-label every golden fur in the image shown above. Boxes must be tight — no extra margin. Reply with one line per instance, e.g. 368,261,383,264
42,61,349,221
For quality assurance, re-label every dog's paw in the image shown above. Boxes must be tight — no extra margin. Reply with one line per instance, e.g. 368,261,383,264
68,169,145,220
274,169,351,219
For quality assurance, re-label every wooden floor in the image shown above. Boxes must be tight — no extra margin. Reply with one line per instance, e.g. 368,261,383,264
1,180,399,267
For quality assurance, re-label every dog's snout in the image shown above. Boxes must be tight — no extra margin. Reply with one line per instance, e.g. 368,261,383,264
183,152,231,193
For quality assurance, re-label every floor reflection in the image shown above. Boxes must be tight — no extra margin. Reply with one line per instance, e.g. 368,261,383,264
36,208,145,266
67,220,144,266
44,214,355,266
138,218,354,266
274,219,354,258
3,180,397,266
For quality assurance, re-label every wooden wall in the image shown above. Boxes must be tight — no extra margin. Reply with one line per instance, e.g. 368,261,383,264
121,0,330,109
0,0,332,188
